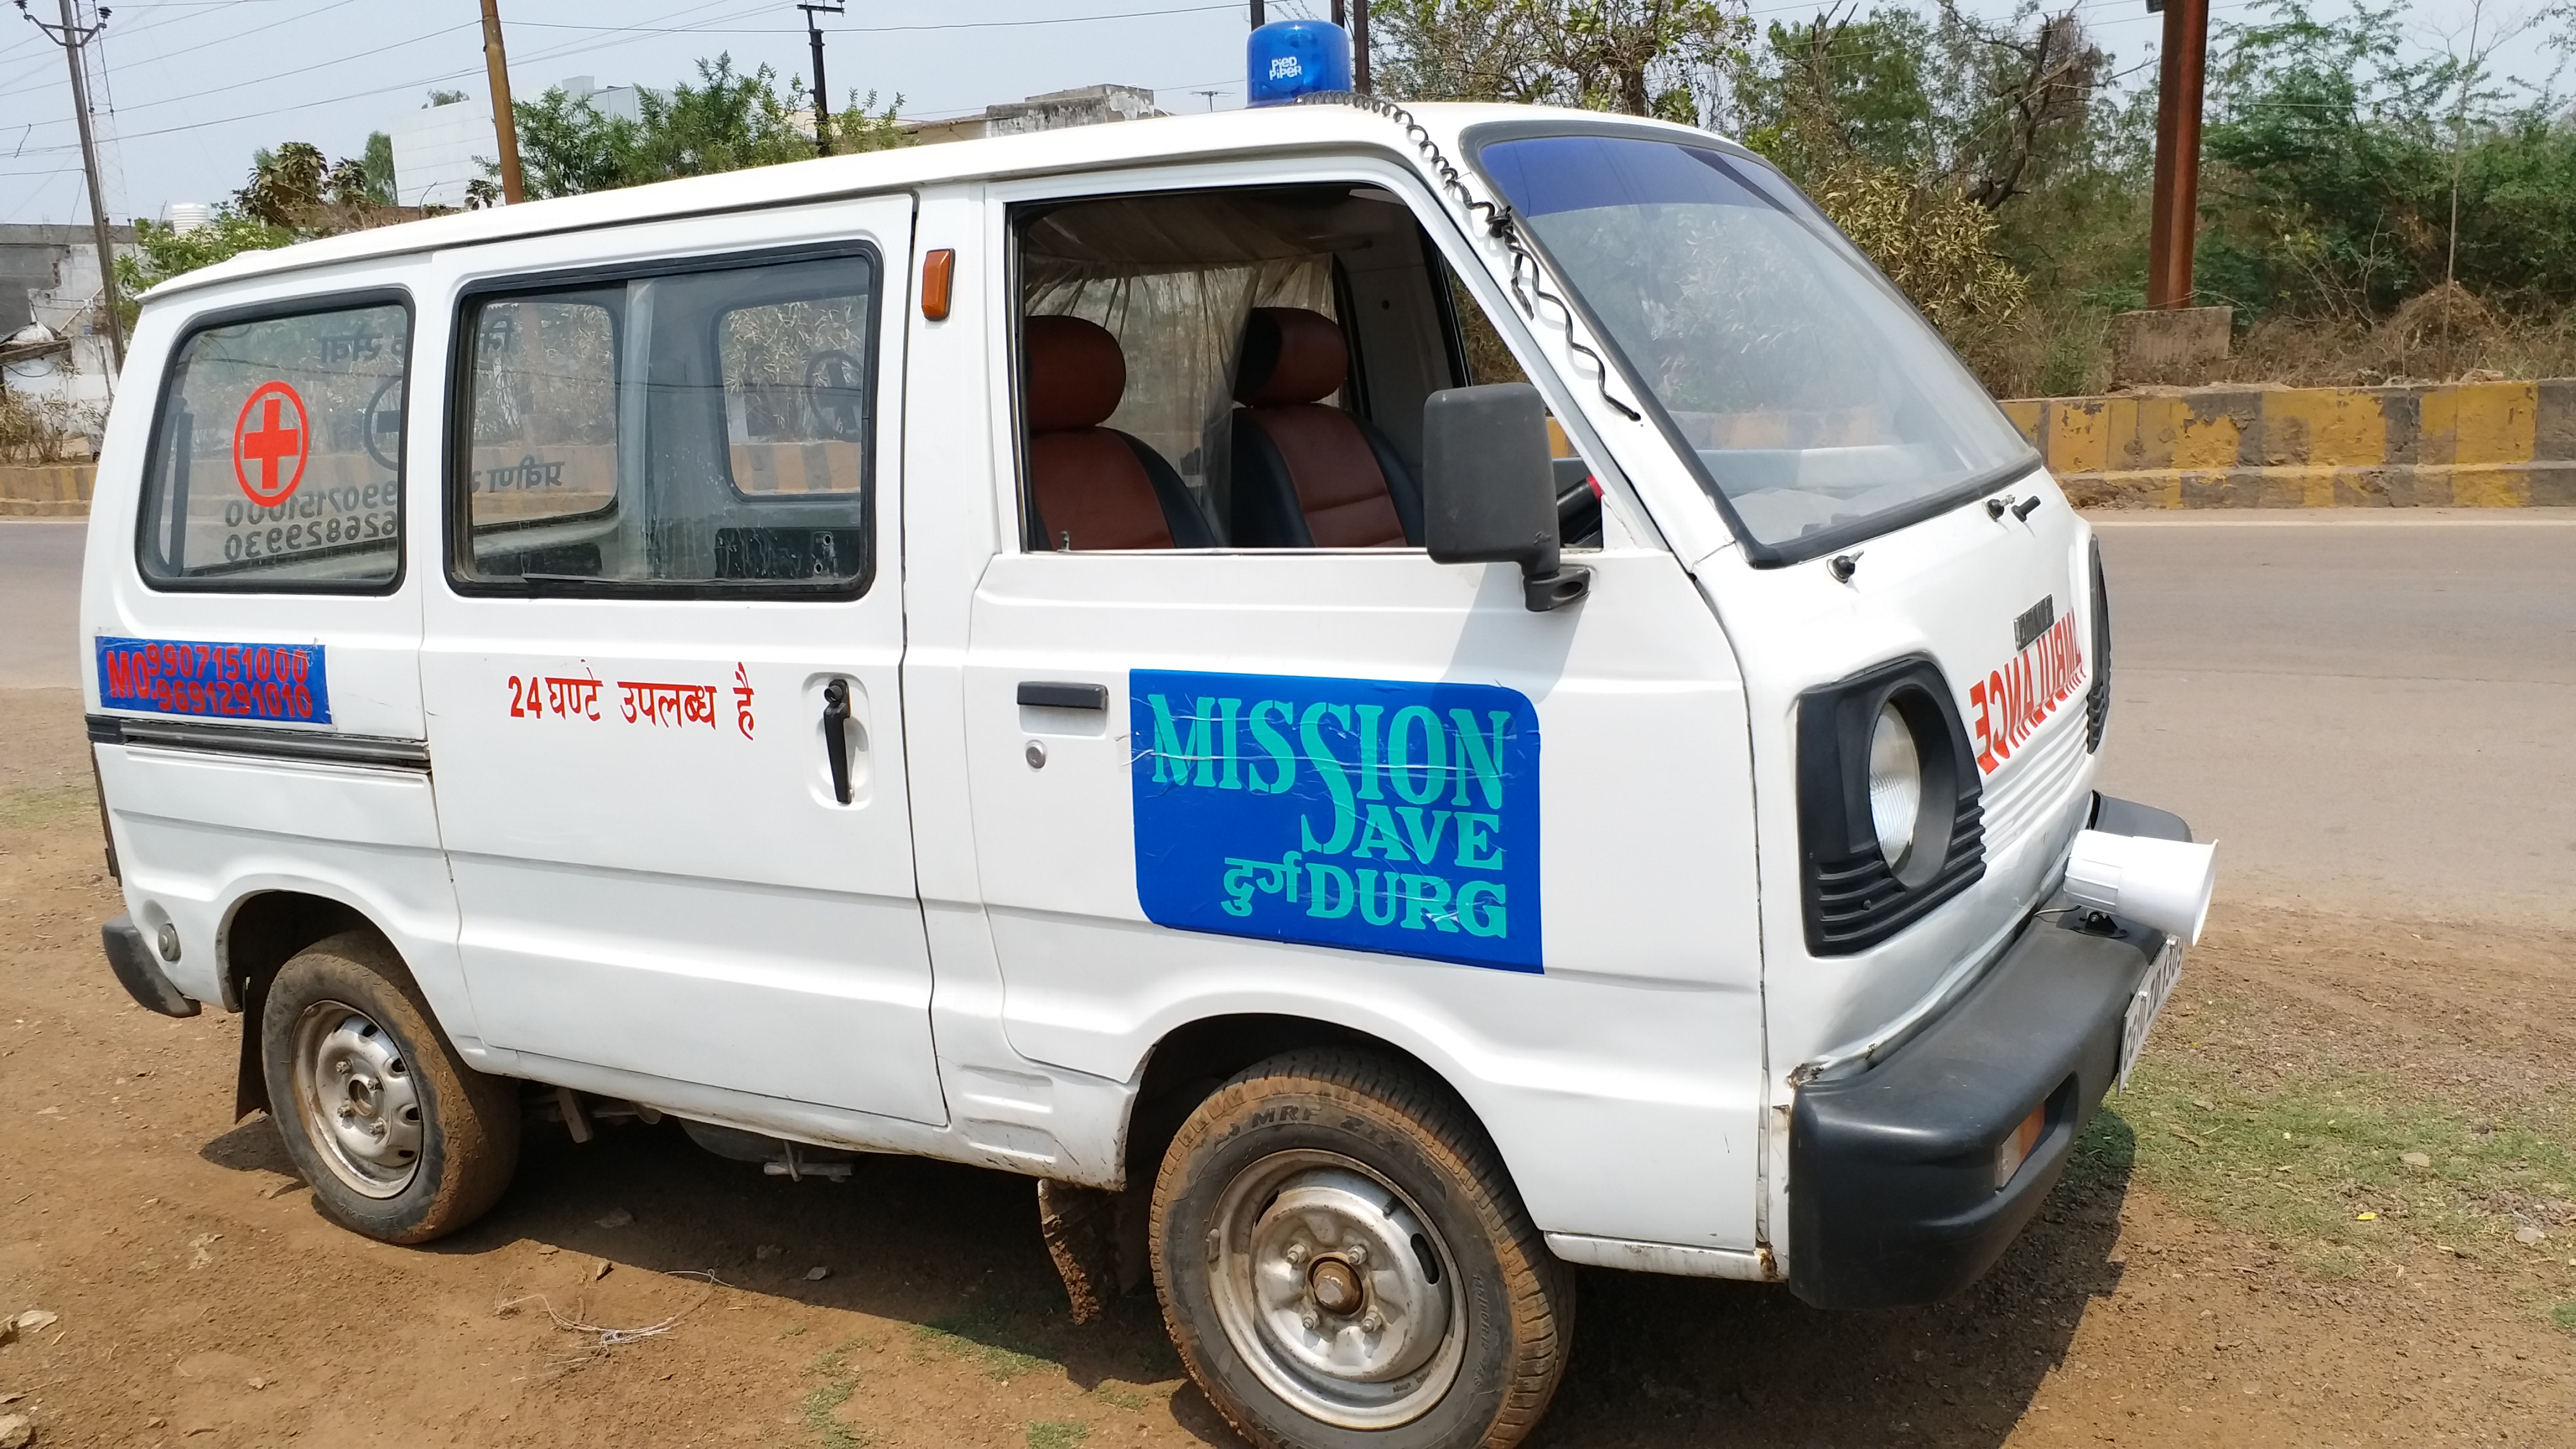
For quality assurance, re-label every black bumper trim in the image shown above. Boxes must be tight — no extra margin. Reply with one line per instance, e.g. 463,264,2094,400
88,713,430,771
102,915,201,1018
1787,797,2186,1309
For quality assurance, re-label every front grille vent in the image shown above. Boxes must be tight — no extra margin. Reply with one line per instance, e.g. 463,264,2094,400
2086,536,2112,752
1808,797,1987,954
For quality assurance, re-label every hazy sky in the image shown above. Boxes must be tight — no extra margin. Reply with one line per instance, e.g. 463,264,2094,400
0,0,2563,228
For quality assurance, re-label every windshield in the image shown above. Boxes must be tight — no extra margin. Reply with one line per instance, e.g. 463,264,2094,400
1475,132,2035,556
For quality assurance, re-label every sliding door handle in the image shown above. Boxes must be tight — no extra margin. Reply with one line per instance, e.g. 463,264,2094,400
1017,681,1108,711
821,679,854,804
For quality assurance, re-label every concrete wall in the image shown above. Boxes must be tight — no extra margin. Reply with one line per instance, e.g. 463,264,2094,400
2001,381,2576,508
0,463,93,517
30,380,2570,519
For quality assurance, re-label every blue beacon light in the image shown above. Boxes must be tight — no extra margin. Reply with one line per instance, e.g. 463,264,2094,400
1247,19,1353,107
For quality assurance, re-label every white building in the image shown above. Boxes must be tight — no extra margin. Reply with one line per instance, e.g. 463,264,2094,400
555,75,649,125
387,92,497,210
908,85,1167,146
0,224,135,435
387,79,660,209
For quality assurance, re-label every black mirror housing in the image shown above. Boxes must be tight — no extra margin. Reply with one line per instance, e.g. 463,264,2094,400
1422,383,1590,612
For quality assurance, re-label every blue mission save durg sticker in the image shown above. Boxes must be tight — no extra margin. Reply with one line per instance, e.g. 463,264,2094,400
96,637,331,724
1131,669,1541,973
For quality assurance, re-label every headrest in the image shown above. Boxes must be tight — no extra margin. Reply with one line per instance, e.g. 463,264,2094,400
1234,307,1347,407
1025,315,1126,432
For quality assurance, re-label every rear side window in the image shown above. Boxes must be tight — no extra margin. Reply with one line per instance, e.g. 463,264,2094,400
453,249,877,595
136,297,409,590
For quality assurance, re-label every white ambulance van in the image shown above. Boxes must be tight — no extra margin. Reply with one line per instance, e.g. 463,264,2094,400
80,91,2212,1449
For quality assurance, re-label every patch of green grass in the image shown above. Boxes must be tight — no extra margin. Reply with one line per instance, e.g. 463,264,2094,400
1026,1423,1092,1449
914,1294,1058,1380
1088,1383,1154,1412
799,1379,864,1449
2090,994,2576,1270
0,783,92,832
798,1336,873,1449
2553,1301,2576,1334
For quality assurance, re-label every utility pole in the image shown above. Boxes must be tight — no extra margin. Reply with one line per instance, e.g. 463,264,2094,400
2144,0,2209,309
479,0,524,205
799,1,844,157
1353,0,1370,93
1249,2,1263,27
17,0,124,371
1319,2,1370,92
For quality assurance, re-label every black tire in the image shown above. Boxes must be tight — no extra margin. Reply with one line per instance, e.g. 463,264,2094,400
1150,1049,1573,1449
259,930,520,1244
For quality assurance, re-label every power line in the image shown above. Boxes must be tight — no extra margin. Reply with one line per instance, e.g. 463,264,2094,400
504,2,1241,37
15,0,124,370
1,0,1264,156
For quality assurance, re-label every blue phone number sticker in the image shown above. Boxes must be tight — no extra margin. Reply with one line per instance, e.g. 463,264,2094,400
96,636,331,724
1132,669,1541,973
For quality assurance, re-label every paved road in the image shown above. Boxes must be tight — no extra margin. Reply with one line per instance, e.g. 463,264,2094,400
0,518,83,690
2090,510,2576,931
7,511,2569,924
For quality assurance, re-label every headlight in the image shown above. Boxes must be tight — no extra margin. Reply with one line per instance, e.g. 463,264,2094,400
1867,703,1922,869
1794,657,1987,955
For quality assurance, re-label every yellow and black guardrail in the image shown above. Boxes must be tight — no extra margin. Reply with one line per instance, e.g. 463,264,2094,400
0,462,93,517
11,378,2574,517
2001,380,2576,508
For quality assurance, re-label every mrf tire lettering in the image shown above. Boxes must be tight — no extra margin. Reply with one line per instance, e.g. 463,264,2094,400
258,931,521,1244
1149,1049,1571,1449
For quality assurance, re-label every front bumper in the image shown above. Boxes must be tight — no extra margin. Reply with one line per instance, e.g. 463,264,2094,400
1786,794,2187,1309
102,915,201,1019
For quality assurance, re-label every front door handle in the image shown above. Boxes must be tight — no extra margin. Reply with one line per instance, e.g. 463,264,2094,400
821,679,854,804
1017,681,1108,710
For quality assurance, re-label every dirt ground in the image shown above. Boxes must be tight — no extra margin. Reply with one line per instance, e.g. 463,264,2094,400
3,684,2571,1449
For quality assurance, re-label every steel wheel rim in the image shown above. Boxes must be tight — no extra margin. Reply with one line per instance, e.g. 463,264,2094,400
289,999,424,1198
1206,1148,1466,1429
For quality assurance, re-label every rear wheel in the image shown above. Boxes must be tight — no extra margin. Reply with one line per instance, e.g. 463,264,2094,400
260,931,519,1243
1150,1050,1573,1449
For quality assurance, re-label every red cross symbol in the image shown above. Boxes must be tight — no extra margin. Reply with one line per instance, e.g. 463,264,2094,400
233,381,310,506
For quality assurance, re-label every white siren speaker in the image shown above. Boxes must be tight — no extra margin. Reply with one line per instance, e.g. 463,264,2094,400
2062,830,2219,945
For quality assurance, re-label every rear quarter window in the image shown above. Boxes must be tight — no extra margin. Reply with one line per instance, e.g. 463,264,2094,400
136,297,409,590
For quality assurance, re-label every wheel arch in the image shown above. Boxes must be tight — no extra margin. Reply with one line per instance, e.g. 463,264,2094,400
1120,1011,1504,1200
219,888,393,1120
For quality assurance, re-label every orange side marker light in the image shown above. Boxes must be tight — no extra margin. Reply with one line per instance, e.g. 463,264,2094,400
921,249,956,321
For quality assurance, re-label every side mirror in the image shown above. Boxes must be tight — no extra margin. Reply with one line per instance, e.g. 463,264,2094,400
1421,383,1592,612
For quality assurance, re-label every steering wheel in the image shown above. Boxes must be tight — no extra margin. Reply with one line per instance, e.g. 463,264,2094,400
803,349,867,441
362,375,405,471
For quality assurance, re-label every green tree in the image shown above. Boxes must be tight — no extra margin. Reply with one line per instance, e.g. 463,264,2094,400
358,131,397,205
238,140,329,228
113,213,295,315
509,58,909,201
1727,2,2110,211
1371,0,1745,121
2191,0,2576,319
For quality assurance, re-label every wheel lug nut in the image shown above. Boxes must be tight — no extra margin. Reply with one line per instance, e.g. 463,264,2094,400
1284,1243,1308,1266
1360,1309,1384,1332
1344,1243,1367,1266
1300,1309,1319,1330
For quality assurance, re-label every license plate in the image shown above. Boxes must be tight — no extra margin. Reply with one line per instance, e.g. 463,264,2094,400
2118,938,2186,1091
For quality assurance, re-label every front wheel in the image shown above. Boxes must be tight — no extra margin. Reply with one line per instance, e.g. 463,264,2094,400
1150,1050,1573,1449
260,931,520,1243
